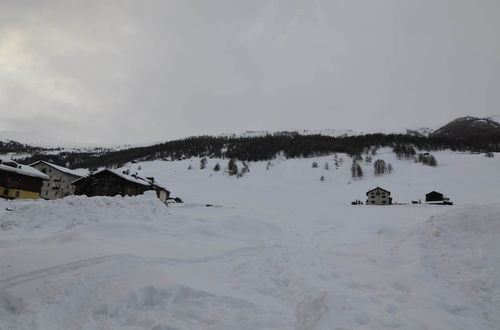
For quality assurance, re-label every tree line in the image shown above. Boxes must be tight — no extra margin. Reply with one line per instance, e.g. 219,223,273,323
14,132,500,169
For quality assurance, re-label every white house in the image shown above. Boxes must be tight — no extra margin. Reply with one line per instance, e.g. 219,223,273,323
30,161,84,200
366,187,392,205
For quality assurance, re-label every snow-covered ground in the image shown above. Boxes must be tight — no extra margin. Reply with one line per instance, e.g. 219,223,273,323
1,150,499,329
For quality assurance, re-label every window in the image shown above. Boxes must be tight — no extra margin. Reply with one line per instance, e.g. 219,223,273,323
3,189,9,196
382,201,386,204
49,169,52,172
42,169,47,174
47,183,50,187
15,191,20,197
371,201,375,204
45,191,48,196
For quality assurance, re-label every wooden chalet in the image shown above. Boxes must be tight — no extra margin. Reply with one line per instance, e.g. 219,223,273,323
72,169,170,202
425,191,443,202
425,191,452,205
0,159,49,200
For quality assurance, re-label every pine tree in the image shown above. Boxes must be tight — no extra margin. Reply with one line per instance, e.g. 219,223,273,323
312,161,318,168
356,163,363,178
227,158,238,176
320,175,325,182
428,155,437,166
241,162,250,175
200,157,207,170
324,162,329,170
213,163,221,171
388,163,393,173
374,159,386,175
351,161,357,179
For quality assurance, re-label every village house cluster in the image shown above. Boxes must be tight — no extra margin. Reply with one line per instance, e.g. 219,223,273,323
0,159,170,203
360,187,452,206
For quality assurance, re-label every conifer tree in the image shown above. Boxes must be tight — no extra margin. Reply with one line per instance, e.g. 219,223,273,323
227,158,238,176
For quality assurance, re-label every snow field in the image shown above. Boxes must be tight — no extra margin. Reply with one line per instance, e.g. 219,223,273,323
0,150,499,329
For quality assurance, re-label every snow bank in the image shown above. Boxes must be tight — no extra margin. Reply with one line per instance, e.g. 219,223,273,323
292,204,500,330
418,204,500,328
90,285,268,330
0,191,169,231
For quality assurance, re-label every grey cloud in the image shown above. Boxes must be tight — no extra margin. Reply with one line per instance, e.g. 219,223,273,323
0,0,499,145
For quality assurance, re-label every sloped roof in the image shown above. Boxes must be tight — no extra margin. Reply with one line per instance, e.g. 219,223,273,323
72,169,151,187
30,161,83,178
72,169,170,194
425,191,443,197
366,187,391,195
0,160,49,180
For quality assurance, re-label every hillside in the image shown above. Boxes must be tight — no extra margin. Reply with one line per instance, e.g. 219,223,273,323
1,150,499,329
432,116,500,138
2,116,500,170
10,130,500,171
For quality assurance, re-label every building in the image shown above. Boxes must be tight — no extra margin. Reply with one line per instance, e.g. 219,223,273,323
145,176,170,203
30,161,83,200
0,159,49,199
425,191,451,204
72,169,170,202
425,191,443,202
366,187,392,205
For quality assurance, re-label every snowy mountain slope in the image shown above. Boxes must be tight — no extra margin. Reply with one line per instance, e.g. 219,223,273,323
1,151,499,330
220,128,363,138
432,116,500,138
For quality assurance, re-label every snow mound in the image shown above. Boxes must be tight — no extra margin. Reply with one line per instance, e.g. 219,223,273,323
0,191,169,231
91,285,271,330
419,204,500,328
291,205,500,330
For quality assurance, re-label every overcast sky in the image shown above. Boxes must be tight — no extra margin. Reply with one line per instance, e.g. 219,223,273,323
1,0,499,146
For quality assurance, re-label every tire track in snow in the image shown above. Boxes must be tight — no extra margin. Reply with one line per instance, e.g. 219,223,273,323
0,254,132,289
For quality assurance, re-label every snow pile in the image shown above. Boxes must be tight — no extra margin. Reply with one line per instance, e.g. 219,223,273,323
91,285,276,330
0,191,169,231
291,205,500,330
419,204,500,328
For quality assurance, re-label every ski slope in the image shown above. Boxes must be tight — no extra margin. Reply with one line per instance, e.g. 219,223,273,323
1,150,499,329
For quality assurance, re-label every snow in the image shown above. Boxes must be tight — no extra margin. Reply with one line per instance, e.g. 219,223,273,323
0,161,49,180
29,161,85,178
1,150,499,329
219,128,363,138
74,168,153,186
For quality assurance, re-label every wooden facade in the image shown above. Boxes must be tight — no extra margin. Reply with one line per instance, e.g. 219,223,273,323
425,191,444,202
73,170,149,197
0,168,46,200
73,170,170,201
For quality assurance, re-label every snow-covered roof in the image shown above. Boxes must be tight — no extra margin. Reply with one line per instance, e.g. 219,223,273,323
0,161,50,180
71,169,170,193
30,161,83,178
107,169,152,186
72,169,152,187
366,187,391,195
